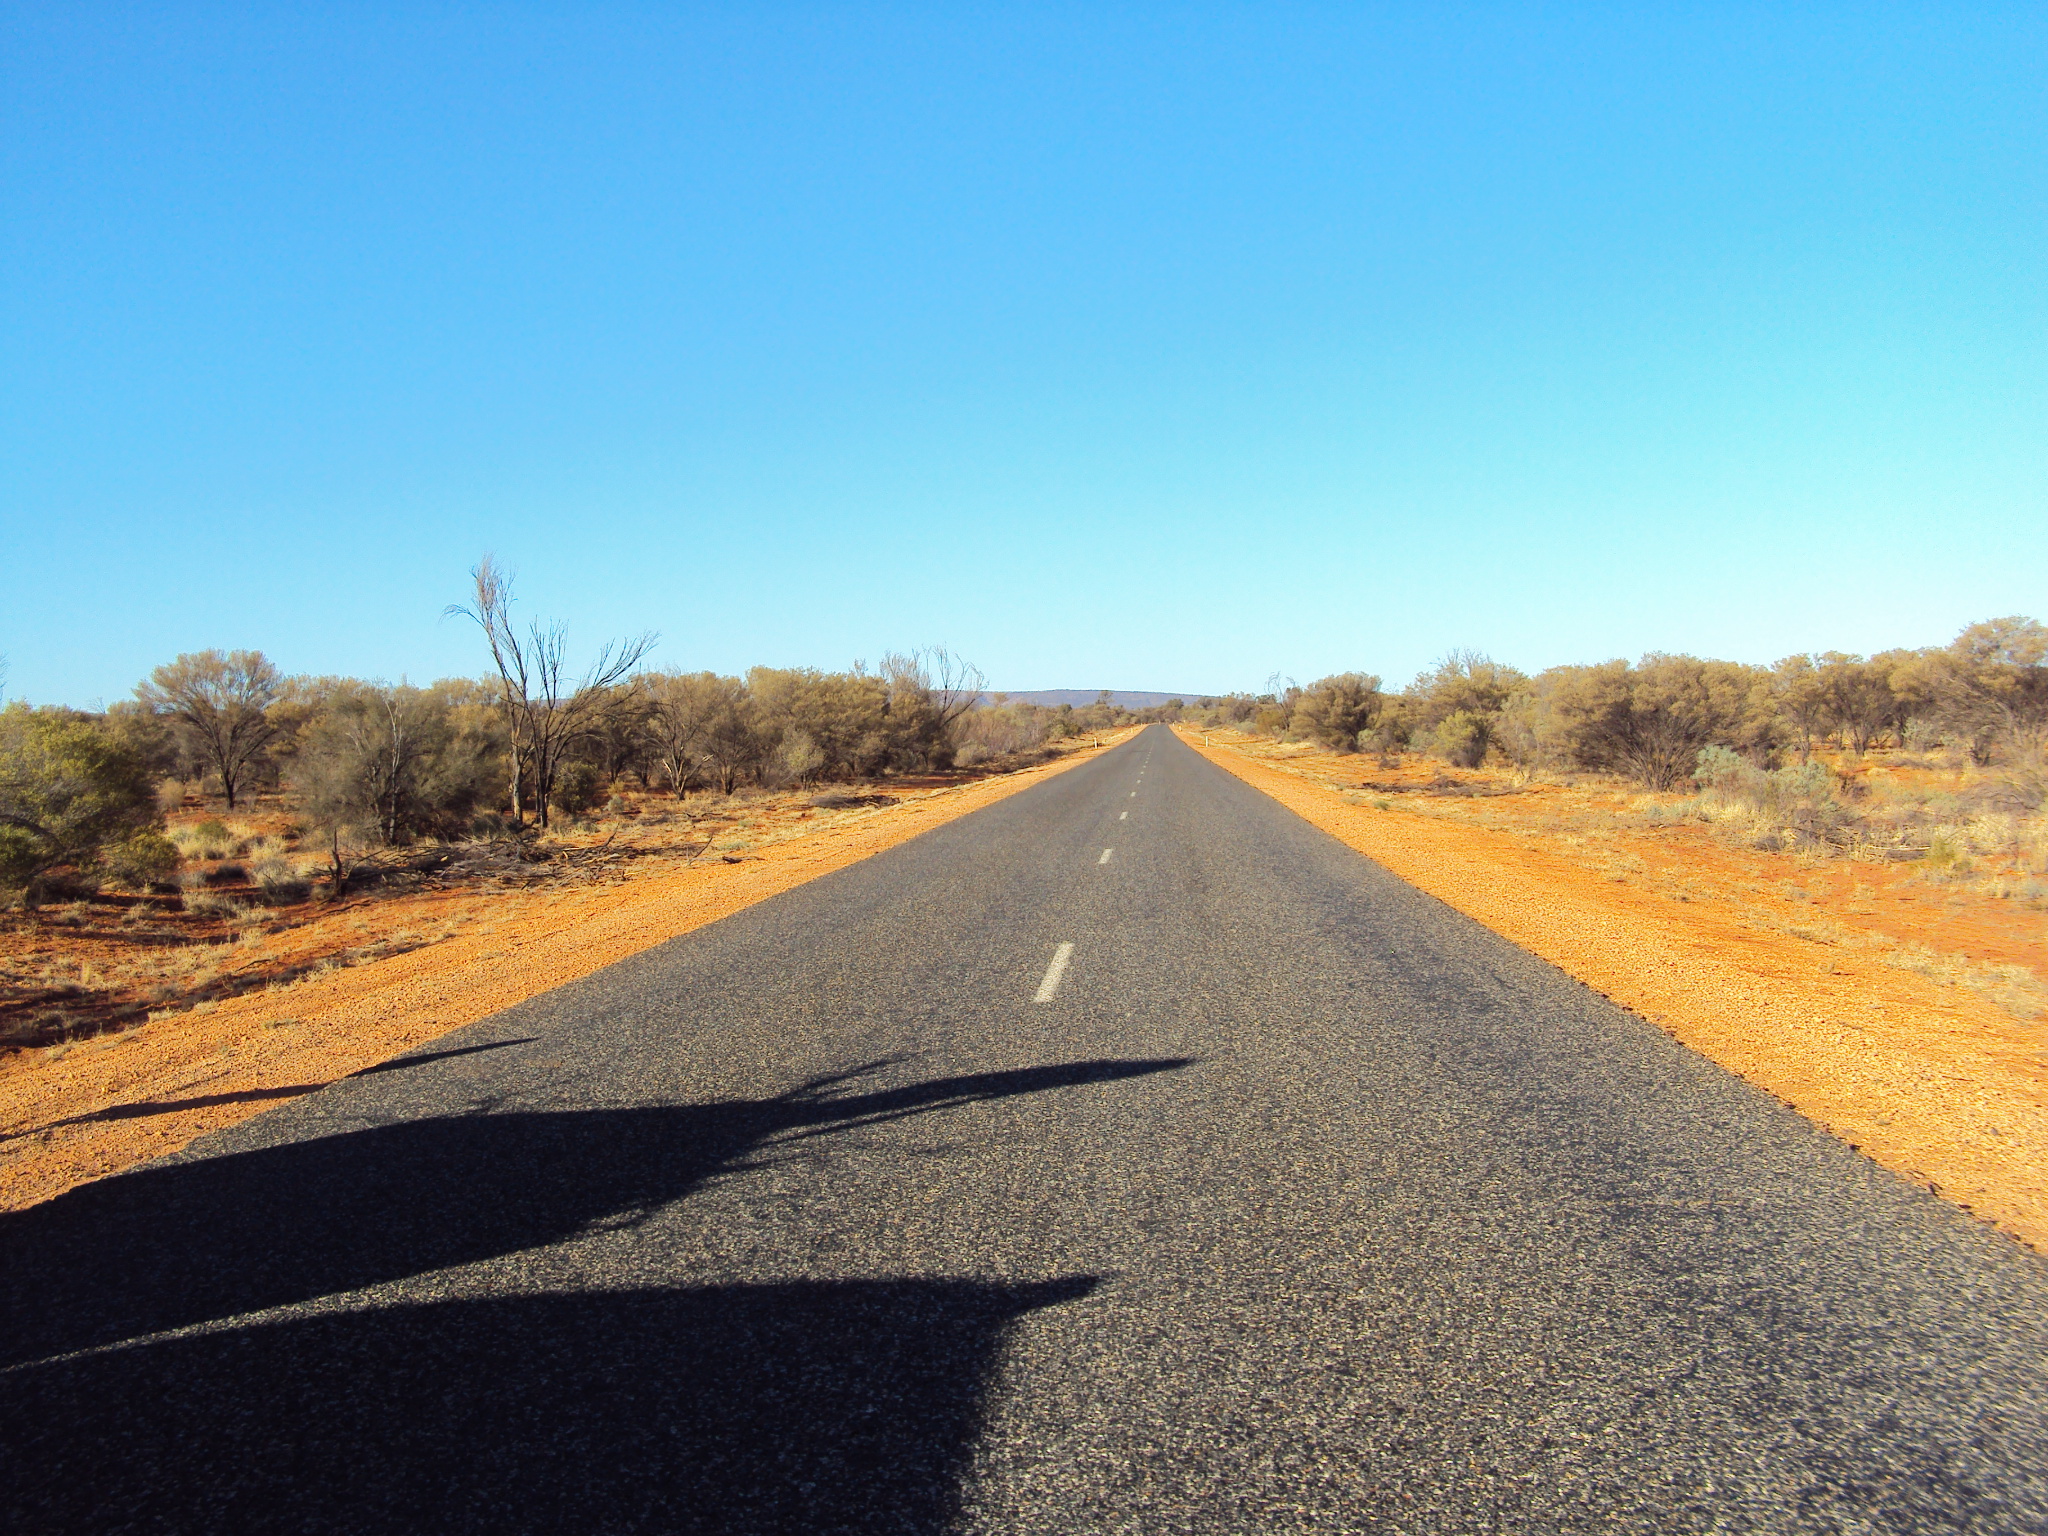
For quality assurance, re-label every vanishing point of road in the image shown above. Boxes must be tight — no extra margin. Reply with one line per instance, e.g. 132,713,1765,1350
6,725,2045,1533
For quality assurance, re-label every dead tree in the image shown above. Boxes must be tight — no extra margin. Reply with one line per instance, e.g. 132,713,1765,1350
448,557,656,828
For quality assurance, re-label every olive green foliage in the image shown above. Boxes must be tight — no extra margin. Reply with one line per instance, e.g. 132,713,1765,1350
1289,674,1384,752
1693,745,1853,847
292,681,502,849
1812,652,1898,755
1407,652,1527,767
1428,711,1491,770
550,759,606,818
632,650,993,795
1926,617,2048,792
0,704,163,899
135,649,282,809
101,699,185,779
645,671,757,796
1203,624,2048,795
1770,654,1831,763
748,666,892,781
1549,655,1771,790
105,830,180,888
879,648,985,771
955,698,1054,760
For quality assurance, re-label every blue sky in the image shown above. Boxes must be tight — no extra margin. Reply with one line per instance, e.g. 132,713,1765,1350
4,3,2042,706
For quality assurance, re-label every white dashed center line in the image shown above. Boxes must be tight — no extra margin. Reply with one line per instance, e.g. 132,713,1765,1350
1098,848,1113,864
1033,942,1075,1003
1119,811,1127,820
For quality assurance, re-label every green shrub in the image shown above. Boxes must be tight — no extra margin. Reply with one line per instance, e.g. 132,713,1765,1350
1693,745,1853,846
105,831,180,888
1290,674,1383,752
1431,710,1492,768
0,704,163,902
772,728,826,786
551,760,606,819
1551,656,1767,789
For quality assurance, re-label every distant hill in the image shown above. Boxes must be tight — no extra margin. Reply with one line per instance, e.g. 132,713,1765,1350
988,690,1211,709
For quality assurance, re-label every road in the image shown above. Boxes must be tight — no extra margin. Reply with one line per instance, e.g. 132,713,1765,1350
5,724,2045,1533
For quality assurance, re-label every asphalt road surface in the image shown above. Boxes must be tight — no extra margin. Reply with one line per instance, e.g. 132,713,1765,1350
6,725,2046,1534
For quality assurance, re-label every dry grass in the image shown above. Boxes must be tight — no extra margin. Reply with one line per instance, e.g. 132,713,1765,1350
4,758,1081,1055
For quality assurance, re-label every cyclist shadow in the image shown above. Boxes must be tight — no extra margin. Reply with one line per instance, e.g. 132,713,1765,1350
2,1055,1188,1532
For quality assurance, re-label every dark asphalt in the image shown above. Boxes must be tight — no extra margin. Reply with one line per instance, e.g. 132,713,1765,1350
5,724,2046,1534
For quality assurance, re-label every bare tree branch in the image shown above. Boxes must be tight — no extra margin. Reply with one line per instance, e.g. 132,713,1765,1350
447,557,657,827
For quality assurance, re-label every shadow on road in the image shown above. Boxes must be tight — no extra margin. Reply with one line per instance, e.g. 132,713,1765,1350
1,1056,1187,1366
6,1276,1097,1533
1,1056,1187,1531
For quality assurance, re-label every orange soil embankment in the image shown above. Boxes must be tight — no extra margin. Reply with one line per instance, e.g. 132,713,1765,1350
1181,729,2048,1252
0,733,1136,1211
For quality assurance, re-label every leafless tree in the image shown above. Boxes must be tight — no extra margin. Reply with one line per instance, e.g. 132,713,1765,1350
448,557,656,828
135,649,282,809
918,647,988,735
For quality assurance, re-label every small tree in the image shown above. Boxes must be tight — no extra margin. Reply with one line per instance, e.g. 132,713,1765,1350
1551,655,1761,790
696,677,762,795
748,666,891,780
294,683,458,850
1430,710,1491,768
1771,655,1830,763
771,728,825,786
1929,616,2048,795
880,648,986,770
550,759,607,820
1815,652,1896,755
589,686,655,786
1404,651,1527,767
135,650,282,809
647,672,759,796
0,705,163,903
1290,673,1384,752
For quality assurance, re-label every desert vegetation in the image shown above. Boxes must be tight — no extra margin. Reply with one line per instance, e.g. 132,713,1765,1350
5,593,2040,1053
0,564,1162,1053
1180,619,2048,909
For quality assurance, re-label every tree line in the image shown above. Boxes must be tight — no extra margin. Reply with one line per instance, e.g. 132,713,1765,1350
1187,617,2046,799
4,591,2041,905
0,564,1137,904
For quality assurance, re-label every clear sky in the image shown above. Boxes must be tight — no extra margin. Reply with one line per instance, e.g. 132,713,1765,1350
4,4,2042,707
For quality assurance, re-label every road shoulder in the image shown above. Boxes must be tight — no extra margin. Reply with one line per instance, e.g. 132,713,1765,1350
1179,727,2048,1252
